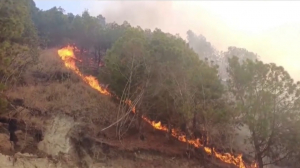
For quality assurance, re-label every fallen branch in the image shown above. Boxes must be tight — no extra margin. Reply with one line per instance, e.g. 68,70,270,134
100,110,133,132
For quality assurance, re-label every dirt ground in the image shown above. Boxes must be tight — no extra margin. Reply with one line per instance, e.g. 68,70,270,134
0,116,235,168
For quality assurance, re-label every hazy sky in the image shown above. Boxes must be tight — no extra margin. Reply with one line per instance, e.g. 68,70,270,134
35,1,300,81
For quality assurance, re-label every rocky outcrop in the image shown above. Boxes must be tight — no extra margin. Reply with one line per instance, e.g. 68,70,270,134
0,114,78,168
38,115,75,156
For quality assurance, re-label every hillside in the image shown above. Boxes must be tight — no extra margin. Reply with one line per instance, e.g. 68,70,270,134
1,1,300,168
0,48,239,168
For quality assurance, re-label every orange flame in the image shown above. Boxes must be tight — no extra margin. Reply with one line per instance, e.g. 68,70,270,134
57,46,257,168
57,46,110,95
139,113,253,168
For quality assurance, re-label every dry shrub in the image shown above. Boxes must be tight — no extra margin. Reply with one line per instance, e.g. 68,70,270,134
20,48,79,85
6,49,118,125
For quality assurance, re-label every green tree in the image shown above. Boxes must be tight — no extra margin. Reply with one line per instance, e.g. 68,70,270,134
224,47,258,62
99,27,150,136
101,27,229,143
0,0,38,111
33,6,68,48
227,56,300,168
217,46,260,80
100,27,149,99
146,29,192,133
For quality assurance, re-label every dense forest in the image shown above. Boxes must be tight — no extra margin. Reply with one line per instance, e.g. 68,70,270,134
1,0,300,168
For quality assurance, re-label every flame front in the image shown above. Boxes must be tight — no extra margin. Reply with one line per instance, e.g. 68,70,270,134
57,46,110,95
57,46,256,168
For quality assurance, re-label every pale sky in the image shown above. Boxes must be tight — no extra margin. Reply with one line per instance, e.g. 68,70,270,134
35,1,300,81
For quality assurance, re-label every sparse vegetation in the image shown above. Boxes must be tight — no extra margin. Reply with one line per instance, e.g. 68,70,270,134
7,49,117,123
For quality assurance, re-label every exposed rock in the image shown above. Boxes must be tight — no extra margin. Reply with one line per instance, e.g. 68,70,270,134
38,115,75,156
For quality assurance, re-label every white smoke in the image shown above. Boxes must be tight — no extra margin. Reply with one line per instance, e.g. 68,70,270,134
86,1,300,81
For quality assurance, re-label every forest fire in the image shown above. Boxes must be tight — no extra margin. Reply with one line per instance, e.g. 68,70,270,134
57,46,257,168
57,46,110,95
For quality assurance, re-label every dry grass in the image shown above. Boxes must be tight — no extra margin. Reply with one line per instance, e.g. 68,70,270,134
2,49,233,168
6,49,117,124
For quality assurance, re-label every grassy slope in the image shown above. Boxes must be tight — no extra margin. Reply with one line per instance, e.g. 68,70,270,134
2,49,233,168
7,49,116,121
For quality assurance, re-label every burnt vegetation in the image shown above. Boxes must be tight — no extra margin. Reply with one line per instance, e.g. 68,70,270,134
0,0,300,168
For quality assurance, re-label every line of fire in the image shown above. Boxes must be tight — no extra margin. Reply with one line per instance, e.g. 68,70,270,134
57,45,257,168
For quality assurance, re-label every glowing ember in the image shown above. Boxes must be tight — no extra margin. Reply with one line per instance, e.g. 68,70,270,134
57,46,257,168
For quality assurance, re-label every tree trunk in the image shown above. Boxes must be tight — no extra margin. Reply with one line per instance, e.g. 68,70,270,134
137,109,143,133
256,153,264,168
186,125,193,158
94,49,98,63
253,134,264,168
192,110,197,133
97,50,101,68
166,119,172,140
166,108,173,141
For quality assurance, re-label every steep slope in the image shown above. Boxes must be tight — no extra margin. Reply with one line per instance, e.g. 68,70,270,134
0,48,252,168
0,48,118,167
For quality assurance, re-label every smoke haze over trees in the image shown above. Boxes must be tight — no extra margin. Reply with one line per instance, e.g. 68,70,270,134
34,1,300,81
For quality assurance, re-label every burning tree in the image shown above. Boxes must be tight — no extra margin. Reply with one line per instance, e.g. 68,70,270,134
227,56,300,168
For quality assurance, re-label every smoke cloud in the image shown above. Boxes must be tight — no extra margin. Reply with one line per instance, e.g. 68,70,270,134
86,1,300,80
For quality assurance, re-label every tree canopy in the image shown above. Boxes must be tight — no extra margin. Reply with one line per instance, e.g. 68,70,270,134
0,0,38,112
227,56,300,167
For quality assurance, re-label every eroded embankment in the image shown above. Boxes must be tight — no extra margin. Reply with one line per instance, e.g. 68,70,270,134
0,113,216,168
